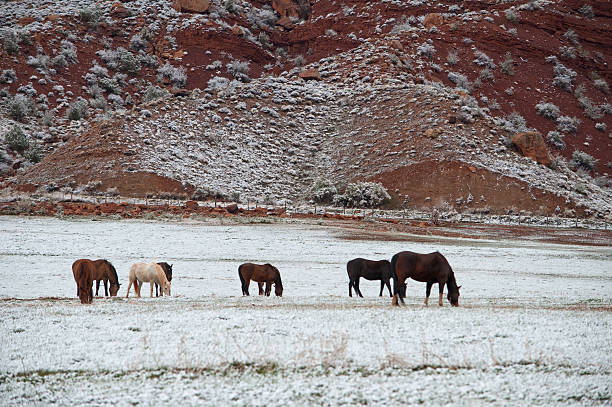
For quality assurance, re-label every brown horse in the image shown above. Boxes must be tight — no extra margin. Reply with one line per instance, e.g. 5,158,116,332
154,262,173,297
391,251,461,307
92,259,121,297
72,259,95,304
347,258,393,297
238,263,283,297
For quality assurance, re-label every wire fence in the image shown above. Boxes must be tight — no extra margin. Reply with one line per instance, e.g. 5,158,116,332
2,191,610,231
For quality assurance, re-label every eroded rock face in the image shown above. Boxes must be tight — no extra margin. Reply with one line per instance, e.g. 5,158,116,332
272,0,311,20
172,0,210,14
512,132,551,167
298,68,320,80
423,13,445,28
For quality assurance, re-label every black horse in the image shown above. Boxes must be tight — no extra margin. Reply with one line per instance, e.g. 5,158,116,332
154,262,173,296
347,258,393,297
391,251,461,306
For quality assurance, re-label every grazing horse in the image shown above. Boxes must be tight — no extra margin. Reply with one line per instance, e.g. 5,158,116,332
391,251,461,307
346,258,393,297
126,262,171,298
238,263,283,297
92,259,121,297
154,262,173,297
72,259,95,304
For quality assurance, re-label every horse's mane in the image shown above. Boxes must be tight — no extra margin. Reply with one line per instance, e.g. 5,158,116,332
274,270,283,288
104,260,119,285
446,269,458,292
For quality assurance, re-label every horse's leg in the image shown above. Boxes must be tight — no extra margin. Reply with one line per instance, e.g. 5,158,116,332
135,281,141,298
425,282,433,306
150,281,154,298
385,279,393,297
379,279,384,296
258,282,264,295
265,282,271,296
355,277,363,298
95,280,100,296
348,279,353,297
104,280,108,297
244,279,250,296
438,282,445,306
126,280,132,298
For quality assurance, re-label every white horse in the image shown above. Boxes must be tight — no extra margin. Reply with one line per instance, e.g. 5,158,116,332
126,262,171,298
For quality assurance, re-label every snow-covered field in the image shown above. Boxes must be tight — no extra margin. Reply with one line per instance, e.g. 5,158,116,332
0,216,610,405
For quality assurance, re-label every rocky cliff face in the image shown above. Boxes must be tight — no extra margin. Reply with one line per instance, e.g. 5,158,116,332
0,0,610,217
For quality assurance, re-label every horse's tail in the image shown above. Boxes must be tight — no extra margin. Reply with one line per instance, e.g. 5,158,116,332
238,264,246,289
390,253,400,304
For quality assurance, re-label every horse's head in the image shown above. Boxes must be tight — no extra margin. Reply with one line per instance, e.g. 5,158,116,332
271,266,283,297
448,285,461,307
162,281,171,296
109,282,120,296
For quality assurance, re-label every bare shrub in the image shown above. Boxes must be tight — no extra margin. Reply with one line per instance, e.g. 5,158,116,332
505,8,520,22
535,102,560,120
570,150,598,171
333,182,391,208
546,131,565,149
556,116,580,133
501,52,514,75
446,51,458,65
157,63,187,88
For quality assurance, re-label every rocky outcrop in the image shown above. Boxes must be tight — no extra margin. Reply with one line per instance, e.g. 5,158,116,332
512,132,551,167
172,0,210,14
423,13,445,28
272,0,311,20
298,68,320,80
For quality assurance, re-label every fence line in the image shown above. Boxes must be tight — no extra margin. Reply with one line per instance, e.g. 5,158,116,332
1,191,610,231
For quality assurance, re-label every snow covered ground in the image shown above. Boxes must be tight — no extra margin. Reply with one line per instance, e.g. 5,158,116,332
0,216,610,405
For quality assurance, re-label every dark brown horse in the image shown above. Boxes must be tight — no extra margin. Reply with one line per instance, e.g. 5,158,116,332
238,263,283,297
72,259,95,304
391,251,461,307
92,259,120,297
154,262,173,297
347,258,393,297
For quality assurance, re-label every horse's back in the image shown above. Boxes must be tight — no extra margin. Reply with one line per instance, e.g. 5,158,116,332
130,262,158,282
239,263,275,282
348,258,390,280
394,251,449,282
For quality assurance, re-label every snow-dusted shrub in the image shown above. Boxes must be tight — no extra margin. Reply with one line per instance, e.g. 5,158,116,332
501,52,514,75
98,77,121,94
446,51,458,65
505,8,520,22
107,93,124,106
226,60,250,81
551,61,576,92
479,67,494,82
206,76,230,92
570,150,598,171
90,64,109,78
66,97,89,120
578,4,594,18
5,125,29,153
556,115,580,133
98,47,141,75
448,72,470,92
247,7,278,29
417,43,435,58
326,29,337,36
258,32,271,49
79,7,104,30
23,142,43,163
593,78,609,94
473,49,496,69
0,69,16,84
89,95,107,110
60,40,78,63
8,95,33,121
578,96,603,120
157,63,187,87
502,112,529,134
310,179,337,204
206,60,223,70
563,29,579,45
3,30,19,54
138,53,159,68
559,46,576,60
293,54,305,66
129,34,148,51
51,55,68,69
333,182,391,208
535,102,560,120
41,111,54,127
546,131,565,149
391,20,411,34
142,85,169,102
27,54,49,69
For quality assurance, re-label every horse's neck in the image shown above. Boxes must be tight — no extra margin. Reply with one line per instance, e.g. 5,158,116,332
446,272,457,292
